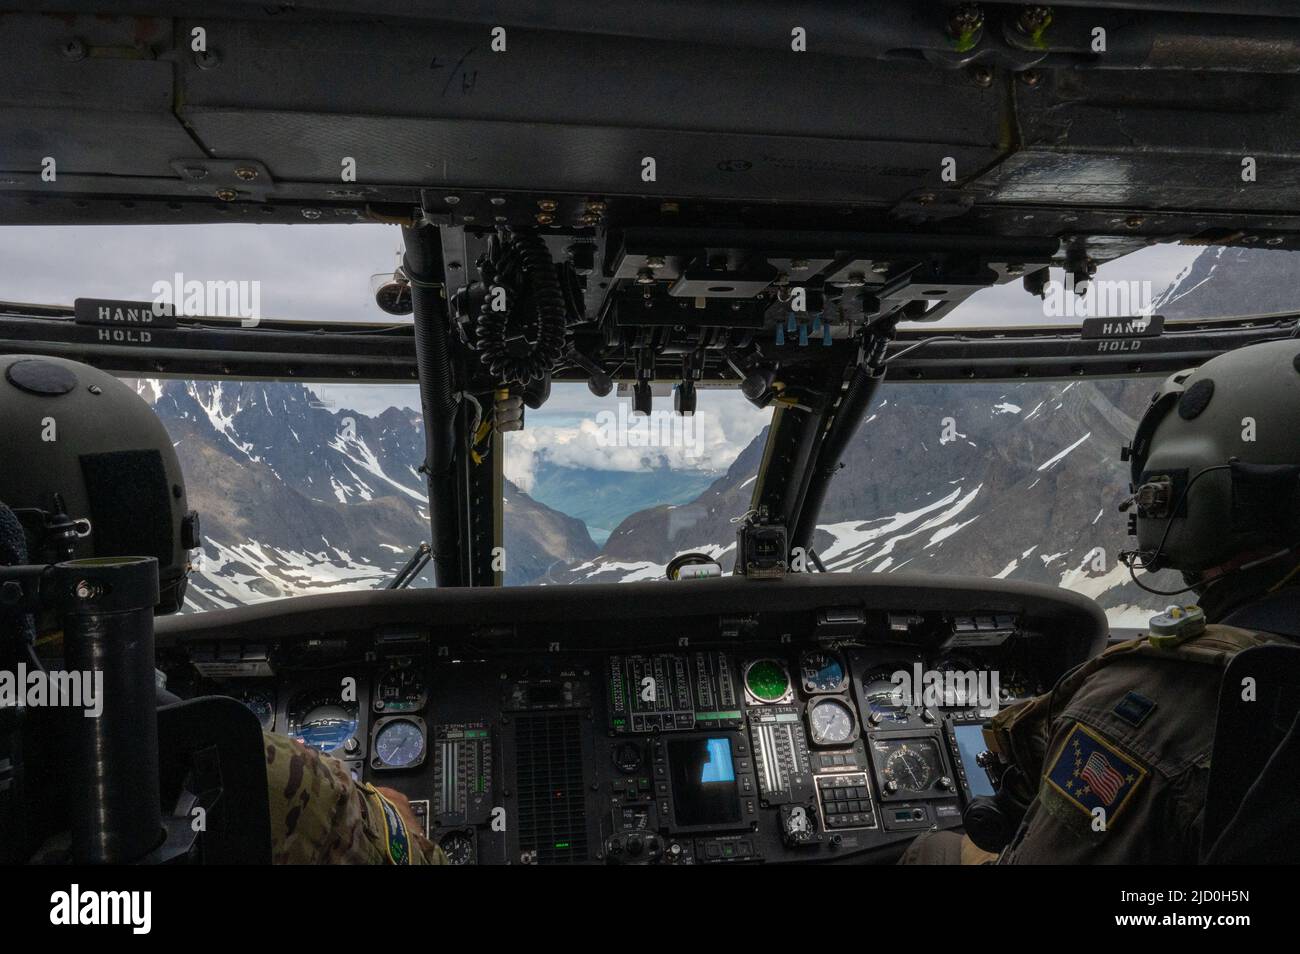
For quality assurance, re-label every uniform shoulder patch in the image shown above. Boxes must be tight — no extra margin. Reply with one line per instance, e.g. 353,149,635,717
1044,723,1147,825
369,787,412,865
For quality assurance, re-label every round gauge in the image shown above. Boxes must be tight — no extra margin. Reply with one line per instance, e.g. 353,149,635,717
287,690,358,755
800,650,848,694
237,690,274,731
374,664,426,713
374,718,426,769
808,697,857,746
439,830,475,865
744,659,793,705
374,279,412,315
874,738,942,795
861,668,916,725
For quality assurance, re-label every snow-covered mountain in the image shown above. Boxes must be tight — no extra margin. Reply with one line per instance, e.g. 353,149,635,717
135,374,1169,622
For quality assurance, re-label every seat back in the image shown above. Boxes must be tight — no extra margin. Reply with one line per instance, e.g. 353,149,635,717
1201,644,1300,863
156,696,271,865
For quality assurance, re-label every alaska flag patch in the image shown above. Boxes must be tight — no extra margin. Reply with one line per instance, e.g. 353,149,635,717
371,788,412,865
1045,723,1147,823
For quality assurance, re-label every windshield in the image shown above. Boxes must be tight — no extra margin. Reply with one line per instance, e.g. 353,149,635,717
112,372,1174,629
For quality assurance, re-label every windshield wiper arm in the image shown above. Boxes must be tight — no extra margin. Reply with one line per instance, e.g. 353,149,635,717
387,542,432,589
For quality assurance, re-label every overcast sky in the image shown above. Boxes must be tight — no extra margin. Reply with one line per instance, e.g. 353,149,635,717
0,223,1203,482
0,223,404,322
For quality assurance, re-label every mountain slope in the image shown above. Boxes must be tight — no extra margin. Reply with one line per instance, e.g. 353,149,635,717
504,479,599,584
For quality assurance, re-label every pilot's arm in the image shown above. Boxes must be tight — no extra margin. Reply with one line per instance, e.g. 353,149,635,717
263,732,445,864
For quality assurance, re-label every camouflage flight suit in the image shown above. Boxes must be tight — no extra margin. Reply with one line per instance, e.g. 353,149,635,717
903,623,1281,865
264,732,445,864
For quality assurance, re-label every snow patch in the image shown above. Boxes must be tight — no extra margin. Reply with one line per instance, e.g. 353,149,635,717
1036,432,1091,472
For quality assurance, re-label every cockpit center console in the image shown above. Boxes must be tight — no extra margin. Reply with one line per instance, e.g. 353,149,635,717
156,577,1105,865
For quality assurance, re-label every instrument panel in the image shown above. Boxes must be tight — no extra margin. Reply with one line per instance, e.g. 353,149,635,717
170,593,1071,865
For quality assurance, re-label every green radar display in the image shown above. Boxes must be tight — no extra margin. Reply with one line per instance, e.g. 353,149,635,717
744,659,793,705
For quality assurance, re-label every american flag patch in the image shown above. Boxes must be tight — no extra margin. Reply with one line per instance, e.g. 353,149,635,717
1081,751,1124,803
1045,723,1147,822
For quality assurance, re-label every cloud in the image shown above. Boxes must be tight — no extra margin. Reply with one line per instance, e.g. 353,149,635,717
505,389,770,492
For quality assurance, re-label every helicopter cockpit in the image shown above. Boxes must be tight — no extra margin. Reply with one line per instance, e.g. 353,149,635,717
2,2,1299,879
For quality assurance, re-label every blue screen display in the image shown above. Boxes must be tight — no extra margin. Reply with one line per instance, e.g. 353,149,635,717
701,737,735,783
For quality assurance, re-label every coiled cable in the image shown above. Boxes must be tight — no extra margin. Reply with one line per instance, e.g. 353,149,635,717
474,233,568,383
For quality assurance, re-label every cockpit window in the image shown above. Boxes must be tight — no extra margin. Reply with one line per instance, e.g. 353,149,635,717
0,223,407,325
4,226,1300,330
129,379,432,610
503,379,1180,628
812,379,1180,629
128,377,772,608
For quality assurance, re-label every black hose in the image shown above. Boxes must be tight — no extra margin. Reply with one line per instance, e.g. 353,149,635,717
61,557,163,864
402,223,463,586
475,233,568,383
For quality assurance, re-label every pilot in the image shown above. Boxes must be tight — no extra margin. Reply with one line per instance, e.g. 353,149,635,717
0,353,444,864
903,338,1300,864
